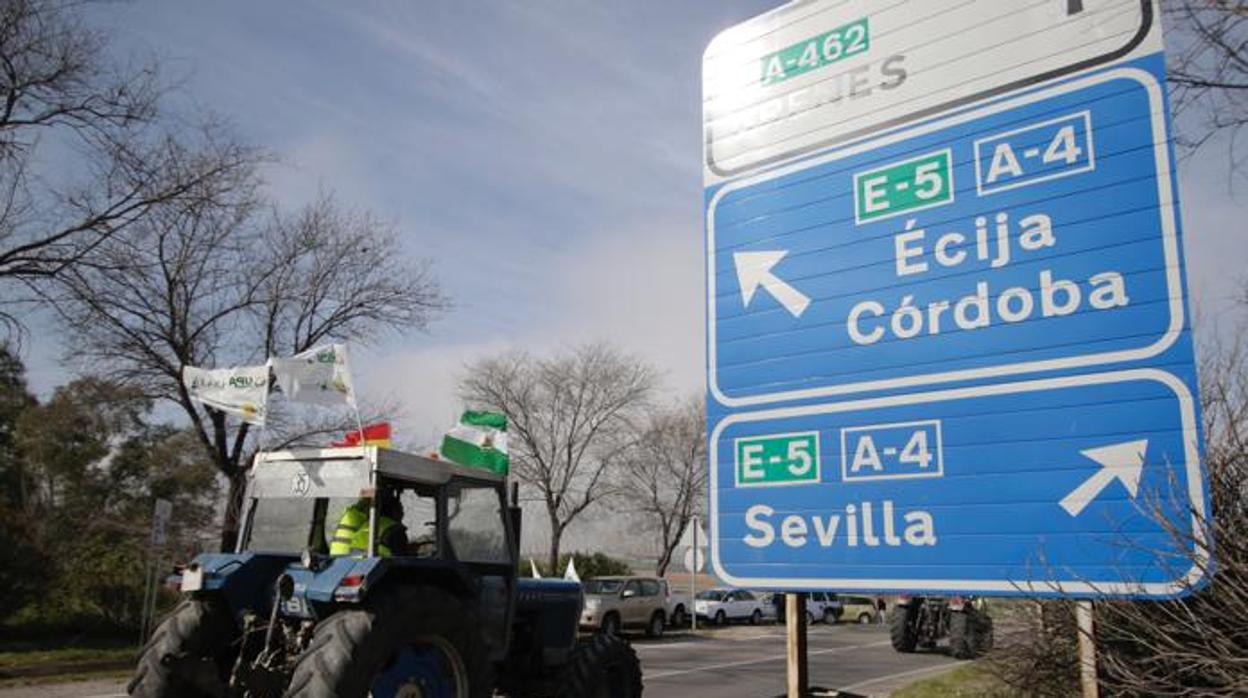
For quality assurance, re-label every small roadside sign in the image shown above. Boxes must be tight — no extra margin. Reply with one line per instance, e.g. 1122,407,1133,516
150,498,173,547
678,520,708,549
684,547,706,574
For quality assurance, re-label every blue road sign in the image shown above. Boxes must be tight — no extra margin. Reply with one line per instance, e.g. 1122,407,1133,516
703,0,1211,599
708,61,1185,407
709,370,1206,597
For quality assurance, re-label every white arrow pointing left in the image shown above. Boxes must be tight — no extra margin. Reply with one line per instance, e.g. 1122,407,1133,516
733,250,811,318
1059,439,1148,517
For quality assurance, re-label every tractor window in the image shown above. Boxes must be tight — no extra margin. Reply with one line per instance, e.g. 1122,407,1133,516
446,483,508,563
397,487,438,557
246,497,316,553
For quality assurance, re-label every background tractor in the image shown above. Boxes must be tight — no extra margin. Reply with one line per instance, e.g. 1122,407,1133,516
888,595,994,660
128,446,642,697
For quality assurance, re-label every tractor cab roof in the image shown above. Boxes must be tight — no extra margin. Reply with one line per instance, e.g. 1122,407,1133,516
250,446,503,500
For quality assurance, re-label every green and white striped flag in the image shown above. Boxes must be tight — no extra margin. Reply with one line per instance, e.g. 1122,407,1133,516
440,410,509,475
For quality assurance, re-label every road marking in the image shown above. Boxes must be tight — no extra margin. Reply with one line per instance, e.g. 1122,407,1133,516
839,661,964,692
645,640,892,680
634,641,701,651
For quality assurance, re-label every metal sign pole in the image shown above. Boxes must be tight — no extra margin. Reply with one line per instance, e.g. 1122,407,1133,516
137,554,154,648
690,516,697,632
140,499,173,645
1077,601,1099,698
785,593,808,698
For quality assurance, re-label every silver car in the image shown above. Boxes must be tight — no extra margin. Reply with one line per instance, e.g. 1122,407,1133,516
580,576,670,637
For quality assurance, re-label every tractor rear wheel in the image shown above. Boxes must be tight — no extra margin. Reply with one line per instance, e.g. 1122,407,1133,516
557,633,643,698
949,610,984,659
976,613,995,655
284,585,490,698
128,598,234,698
889,604,919,653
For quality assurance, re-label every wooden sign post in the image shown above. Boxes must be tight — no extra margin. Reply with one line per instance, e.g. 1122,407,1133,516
786,593,809,697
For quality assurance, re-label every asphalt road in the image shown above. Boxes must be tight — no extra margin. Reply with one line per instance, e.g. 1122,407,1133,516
637,622,962,697
0,622,961,698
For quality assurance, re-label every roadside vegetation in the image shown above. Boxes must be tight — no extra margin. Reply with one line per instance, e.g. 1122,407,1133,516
518,551,633,579
892,663,1012,698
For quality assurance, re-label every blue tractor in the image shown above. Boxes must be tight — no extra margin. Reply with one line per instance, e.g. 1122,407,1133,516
128,447,643,697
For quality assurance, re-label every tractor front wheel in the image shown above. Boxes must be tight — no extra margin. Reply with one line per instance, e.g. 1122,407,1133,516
128,598,234,698
284,585,490,698
557,633,643,698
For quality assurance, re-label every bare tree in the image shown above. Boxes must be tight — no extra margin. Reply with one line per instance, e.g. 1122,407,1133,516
989,324,1248,696
616,395,706,577
0,0,253,335
1084,325,1248,697
459,343,657,572
51,171,446,549
1163,0,1248,174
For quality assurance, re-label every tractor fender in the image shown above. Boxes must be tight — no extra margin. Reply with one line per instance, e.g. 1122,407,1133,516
183,552,296,622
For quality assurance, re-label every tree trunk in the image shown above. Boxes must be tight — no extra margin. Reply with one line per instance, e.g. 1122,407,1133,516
657,535,683,578
547,511,564,576
656,552,670,578
655,518,676,577
219,470,247,552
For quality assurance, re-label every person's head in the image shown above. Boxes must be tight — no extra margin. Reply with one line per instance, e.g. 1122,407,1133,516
378,488,404,520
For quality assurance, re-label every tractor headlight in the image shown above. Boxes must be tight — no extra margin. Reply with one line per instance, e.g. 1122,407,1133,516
181,562,204,592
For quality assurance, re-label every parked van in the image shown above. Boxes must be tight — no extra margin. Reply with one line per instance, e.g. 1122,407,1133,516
840,595,879,624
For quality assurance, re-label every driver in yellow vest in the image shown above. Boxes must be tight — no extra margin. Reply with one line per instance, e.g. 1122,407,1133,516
329,492,408,557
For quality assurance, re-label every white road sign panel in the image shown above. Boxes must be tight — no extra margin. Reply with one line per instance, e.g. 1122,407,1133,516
703,0,1156,181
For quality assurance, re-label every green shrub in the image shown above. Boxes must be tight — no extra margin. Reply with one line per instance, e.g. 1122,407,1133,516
519,551,632,579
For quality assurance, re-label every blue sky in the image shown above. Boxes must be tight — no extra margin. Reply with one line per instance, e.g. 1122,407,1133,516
20,1,1247,450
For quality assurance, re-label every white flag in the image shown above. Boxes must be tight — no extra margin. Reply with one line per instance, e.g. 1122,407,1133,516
564,556,580,582
530,559,542,579
182,364,270,425
270,344,357,408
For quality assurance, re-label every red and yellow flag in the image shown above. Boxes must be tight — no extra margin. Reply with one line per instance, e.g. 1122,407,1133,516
332,422,392,448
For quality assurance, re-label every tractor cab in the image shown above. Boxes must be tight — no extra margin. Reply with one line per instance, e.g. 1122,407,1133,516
241,446,512,563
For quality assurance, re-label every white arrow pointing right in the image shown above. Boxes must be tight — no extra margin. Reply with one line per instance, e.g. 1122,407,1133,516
1059,439,1148,517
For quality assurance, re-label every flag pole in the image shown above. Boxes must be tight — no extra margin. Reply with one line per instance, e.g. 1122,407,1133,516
338,344,376,557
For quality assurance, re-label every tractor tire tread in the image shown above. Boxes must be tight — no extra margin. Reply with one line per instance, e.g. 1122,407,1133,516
284,585,490,698
889,604,919,653
128,598,232,698
557,633,643,698
949,610,980,660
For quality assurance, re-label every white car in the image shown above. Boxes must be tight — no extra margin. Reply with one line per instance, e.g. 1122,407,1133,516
661,580,691,627
765,591,843,624
694,588,767,626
